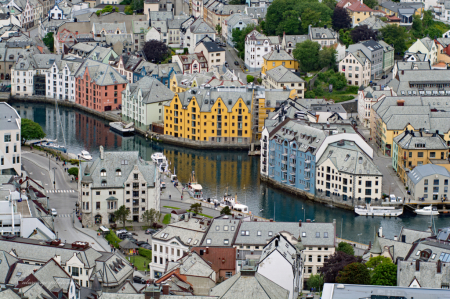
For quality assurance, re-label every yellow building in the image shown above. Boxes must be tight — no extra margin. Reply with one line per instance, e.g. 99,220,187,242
393,131,449,183
164,86,253,144
261,49,298,76
346,2,374,26
170,73,214,93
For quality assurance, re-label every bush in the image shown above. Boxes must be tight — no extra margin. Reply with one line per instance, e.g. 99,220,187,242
105,231,122,248
317,72,327,82
162,214,171,225
305,90,315,98
183,48,188,54
68,167,79,178
346,85,359,94
314,87,324,96
247,75,254,83
257,78,262,84
139,248,152,260
69,159,80,166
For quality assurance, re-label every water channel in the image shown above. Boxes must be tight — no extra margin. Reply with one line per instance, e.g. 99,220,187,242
14,102,450,244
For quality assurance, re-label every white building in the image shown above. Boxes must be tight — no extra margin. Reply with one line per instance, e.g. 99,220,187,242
339,50,371,87
121,76,174,129
48,3,71,20
0,103,21,176
257,234,303,299
182,18,215,54
45,58,81,101
79,146,160,227
150,216,206,279
244,30,280,72
357,86,390,128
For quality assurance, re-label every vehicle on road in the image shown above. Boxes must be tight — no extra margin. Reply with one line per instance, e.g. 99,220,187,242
381,75,388,79
136,241,150,247
141,244,152,250
161,182,166,189
145,228,159,235
51,208,57,216
225,62,229,67
306,294,314,299
234,61,239,66
133,276,145,284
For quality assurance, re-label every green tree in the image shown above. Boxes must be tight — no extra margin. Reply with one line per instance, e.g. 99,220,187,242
68,167,79,178
215,24,222,35
228,0,245,4
265,0,298,35
232,24,258,59
293,40,320,72
339,29,354,47
301,8,322,32
363,0,378,9
43,33,54,52
189,203,203,215
21,118,46,144
366,256,392,269
424,25,443,39
336,262,371,284
220,206,232,215
422,10,434,28
124,5,133,14
276,10,301,35
141,208,161,226
307,274,324,291
319,46,337,69
322,0,337,10
296,1,333,31
412,15,423,37
380,25,409,54
337,242,354,256
371,262,397,286
246,75,254,83
114,205,131,228
305,90,315,98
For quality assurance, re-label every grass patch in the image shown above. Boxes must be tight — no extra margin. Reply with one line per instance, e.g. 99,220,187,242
139,248,152,260
162,214,171,224
163,206,180,209
105,231,122,248
128,255,151,271
125,226,134,231
187,210,213,218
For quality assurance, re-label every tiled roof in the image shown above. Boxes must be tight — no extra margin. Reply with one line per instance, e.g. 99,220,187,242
262,49,295,61
346,2,373,12
75,59,128,86
191,246,236,271
126,76,175,105
265,65,304,83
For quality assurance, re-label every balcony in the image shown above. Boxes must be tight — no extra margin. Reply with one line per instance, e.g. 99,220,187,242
269,163,275,167
281,160,287,164
270,147,275,151
133,202,139,206
305,160,311,164
282,152,288,156
304,176,311,180
289,180,295,185
304,168,311,172
262,153,267,158
281,178,287,183
290,162,296,168
269,173,275,178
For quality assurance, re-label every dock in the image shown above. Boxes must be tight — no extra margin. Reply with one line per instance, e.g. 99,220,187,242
404,202,450,213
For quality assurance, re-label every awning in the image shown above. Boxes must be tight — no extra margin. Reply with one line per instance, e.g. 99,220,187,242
99,226,109,232
106,196,118,200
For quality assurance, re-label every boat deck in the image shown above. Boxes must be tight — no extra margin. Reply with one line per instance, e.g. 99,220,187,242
404,203,450,213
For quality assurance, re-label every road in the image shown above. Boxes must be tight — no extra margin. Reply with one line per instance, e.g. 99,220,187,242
223,44,260,84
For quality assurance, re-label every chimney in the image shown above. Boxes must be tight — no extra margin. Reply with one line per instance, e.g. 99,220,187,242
306,219,311,223
401,70,404,75
162,284,169,295
205,247,209,254
269,218,273,222
415,260,420,271
437,260,442,273
397,99,405,106
99,145,104,159
378,226,383,237
368,241,371,249
299,220,302,227
394,236,398,241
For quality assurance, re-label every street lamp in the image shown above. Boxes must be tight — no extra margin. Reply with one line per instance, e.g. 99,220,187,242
52,167,57,189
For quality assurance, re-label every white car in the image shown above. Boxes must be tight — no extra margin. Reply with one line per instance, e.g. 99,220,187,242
51,208,57,216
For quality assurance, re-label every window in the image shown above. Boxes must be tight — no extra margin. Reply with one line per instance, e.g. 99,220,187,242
96,202,100,210
302,232,306,237
72,267,79,277
324,232,328,238
4,134,11,142
257,231,261,236
425,179,428,185
308,255,313,262
268,231,273,236
100,169,106,177
134,173,138,180
225,271,233,278
116,169,121,176
434,179,439,185
206,239,212,244
316,232,320,238
224,239,229,245
418,152,424,158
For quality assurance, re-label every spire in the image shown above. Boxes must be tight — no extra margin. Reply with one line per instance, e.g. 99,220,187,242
370,231,382,254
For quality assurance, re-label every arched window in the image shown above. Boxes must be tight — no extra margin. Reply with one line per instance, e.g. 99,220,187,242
101,180,107,186
100,169,106,177
116,169,122,176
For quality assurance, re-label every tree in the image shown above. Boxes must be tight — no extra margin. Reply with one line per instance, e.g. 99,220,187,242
336,262,371,284
143,40,170,63
411,15,423,37
21,118,46,144
319,46,337,69
124,5,133,14
301,8,322,32
307,274,324,291
350,25,377,43
296,2,333,32
371,262,397,286
276,10,302,35
43,33,54,52
328,71,347,89
141,208,161,226
422,10,433,28
232,24,258,59
332,7,351,31
215,24,222,35
322,0,337,10
229,0,245,4
366,256,392,269
337,242,355,255
265,0,298,35
339,29,354,47
189,203,203,215
246,75,254,83
68,167,79,178
320,251,360,283
380,25,409,54
114,205,130,228
220,206,232,215
363,0,378,9
293,40,320,72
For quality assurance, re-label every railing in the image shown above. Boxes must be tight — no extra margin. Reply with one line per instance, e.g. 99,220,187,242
305,168,311,172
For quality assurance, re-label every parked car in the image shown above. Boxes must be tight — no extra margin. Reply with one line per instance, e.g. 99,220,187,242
145,228,159,235
381,75,387,79
234,61,239,66
306,294,314,299
141,244,152,250
50,208,57,216
133,276,145,284
116,229,128,234
136,241,149,247
224,62,229,67
161,182,166,189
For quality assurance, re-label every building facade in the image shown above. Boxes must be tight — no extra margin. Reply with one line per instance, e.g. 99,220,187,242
339,50,371,87
407,164,450,201
348,40,384,79
0,103,21,175
244,30,280,72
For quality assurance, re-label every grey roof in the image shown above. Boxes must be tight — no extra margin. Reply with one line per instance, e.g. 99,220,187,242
357,16,387,30
436,37,450,48
437,227,450,242
75,59,128,86
80,150,157,187
234,221,335,246
87,46,116,62
211,4,246,15
126,76,174,105
259,234,298,268
0,103,20,132
189,18,215,34
283,35,309,46
309,26,337,40
317,141,382,176
7,262,40,285
403,51,428,62
34,259,72,292
0,289,22,299
131,21,150,34
393,131,447,150
406,240,450,262
349,49,370,67
323,283,450,299
399,227,433,244
419,37,435,52
226,13,253,27
199,41,225,53
152,20,168,33
210,271,289,299
395,61,430,71
92,22,127,35
377,237,413,261
201,217,240,246
152,217,206,246
245,7,267,19
166,251,215,278
265,65,304,83
167,16,189,29
119,239,139,249
397,260,450,288
262,49,295,61
408,164,450,185
380,0,418,13
149,11,173,22
0,250,19,284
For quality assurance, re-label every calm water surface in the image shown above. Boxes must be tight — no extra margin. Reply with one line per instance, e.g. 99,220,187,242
14,102,449,244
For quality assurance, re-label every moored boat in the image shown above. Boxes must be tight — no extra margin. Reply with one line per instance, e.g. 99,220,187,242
109,122,135,136
186,171,203,200
78,150,92,161
355,204,403,217
40,141,67,153
414,205,439,216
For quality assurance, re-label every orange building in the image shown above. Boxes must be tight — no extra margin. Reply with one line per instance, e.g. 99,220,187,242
75,59,128,112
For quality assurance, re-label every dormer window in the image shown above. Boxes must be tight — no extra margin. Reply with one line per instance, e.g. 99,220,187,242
116,169,121,176
100,169,107,177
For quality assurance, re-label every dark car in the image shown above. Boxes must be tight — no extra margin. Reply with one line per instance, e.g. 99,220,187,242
234,61,239,66
145,228,158,235
224,62,229,67
136,241,150,247
381,75,387,79
141,244,152,250
133,276,145,284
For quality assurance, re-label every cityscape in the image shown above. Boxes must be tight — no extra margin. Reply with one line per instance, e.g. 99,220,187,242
0,0,448,298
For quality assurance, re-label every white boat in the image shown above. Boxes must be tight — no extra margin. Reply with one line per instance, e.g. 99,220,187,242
414,205,439,216
213,186,250,214
187,171,203,200
151,152,167,166
109,122,135,136
355,204,403,217
78,150,92,161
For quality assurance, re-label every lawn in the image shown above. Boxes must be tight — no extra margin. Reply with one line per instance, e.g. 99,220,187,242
163,206,180,209
128,255,151,271
162,214,171,224
187,210,213,218
105,231,122,248
305,69,358,103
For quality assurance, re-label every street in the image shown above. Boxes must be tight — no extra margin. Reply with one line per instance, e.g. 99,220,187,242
224,44,260,84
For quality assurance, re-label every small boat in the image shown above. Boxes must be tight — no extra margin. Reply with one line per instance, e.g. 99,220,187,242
109,122,135,136
151,152,167,166
214,186,250,214
40,141,67,153
355,204,403,217
78,150,92,161
187,171,203,200
414,205,439,216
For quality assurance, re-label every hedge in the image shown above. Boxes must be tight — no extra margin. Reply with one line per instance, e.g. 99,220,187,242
139,248,152,260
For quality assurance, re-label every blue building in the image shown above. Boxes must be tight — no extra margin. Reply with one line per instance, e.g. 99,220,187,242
133,61,181,88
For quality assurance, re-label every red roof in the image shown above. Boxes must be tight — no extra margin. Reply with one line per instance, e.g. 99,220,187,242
336,0,359,8
191,247,236,271
386,15,401,21
346,2,373,12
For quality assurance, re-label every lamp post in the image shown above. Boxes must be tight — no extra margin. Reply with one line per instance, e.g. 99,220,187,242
52,167,57,189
